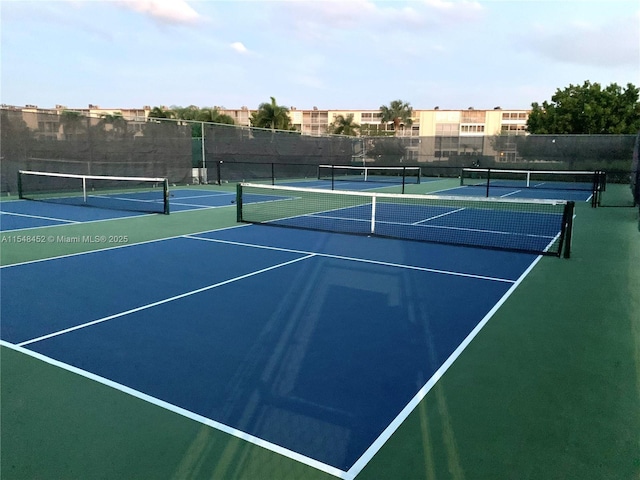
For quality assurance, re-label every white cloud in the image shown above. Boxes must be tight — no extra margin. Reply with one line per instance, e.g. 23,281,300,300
230,42,249,54
525,12,640,67
293,0,378,27
281,0,484,39
117,0,202,25
423,0,482,13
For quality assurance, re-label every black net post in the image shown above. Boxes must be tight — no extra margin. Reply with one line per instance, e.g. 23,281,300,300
331,165,335,191
271,163,275,185
17,171,23,199
485,168,491,197
236,183,243,222
592,171,601,208
561,201,575,258
163,179,170,215
402,166,406,194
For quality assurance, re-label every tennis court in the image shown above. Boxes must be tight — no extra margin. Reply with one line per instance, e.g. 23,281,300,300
445,183,593,202
1,177,638,480
2,218,538,477
1,177,566,477
0,188,238,232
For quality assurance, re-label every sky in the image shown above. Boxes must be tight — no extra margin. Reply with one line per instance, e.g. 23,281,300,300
1,0,639,111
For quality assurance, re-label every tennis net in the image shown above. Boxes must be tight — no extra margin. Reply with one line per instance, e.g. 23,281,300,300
237,183,574,257
318,165,421,184
18,170,170,214
460,168,598,193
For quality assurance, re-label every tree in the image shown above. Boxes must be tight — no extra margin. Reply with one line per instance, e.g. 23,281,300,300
59,110,86,138
328,114,360,136
96,113,128,138
379,100,413,136
194,107,235,125
250,97,294,131
527,81,640,134
149,106,174,119
149,105,235,137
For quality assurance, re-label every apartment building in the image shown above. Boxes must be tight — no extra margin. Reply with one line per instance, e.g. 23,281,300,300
218,106,528,137
3,103,528,136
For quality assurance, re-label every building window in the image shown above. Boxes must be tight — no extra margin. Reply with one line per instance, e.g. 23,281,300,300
501,124,527,134
436,123,459,135
461,125,485,133
361,112,381,122
502,112,528,120
461,110,485,123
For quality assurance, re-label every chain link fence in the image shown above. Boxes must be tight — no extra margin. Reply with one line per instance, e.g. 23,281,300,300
1,109,192,195
2,109,637,207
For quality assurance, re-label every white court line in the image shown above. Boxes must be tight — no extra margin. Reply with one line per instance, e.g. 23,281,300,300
0,196,238,237
183,234,516,284
411,207,466,225
500,190,522,198
0,223,251,269
0,340,348,479
17,253,315,347
0,210,79,224
0,211,149,234
345,254,544,479
170,201,232,208
171,192,234,200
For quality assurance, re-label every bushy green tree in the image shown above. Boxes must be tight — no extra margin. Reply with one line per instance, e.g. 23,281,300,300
527,81,640,134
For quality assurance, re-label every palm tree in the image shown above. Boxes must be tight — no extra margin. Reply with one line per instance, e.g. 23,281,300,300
173,105,200,121
59,110,86,138
149,106,174,119
379,100,413,136
328,114,360,136
96,113,128,138
195,108,235,125
250,97,292,131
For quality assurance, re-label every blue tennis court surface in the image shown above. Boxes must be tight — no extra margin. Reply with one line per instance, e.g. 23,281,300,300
0,189,238,232
1,223,540,477
441,183,593,202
